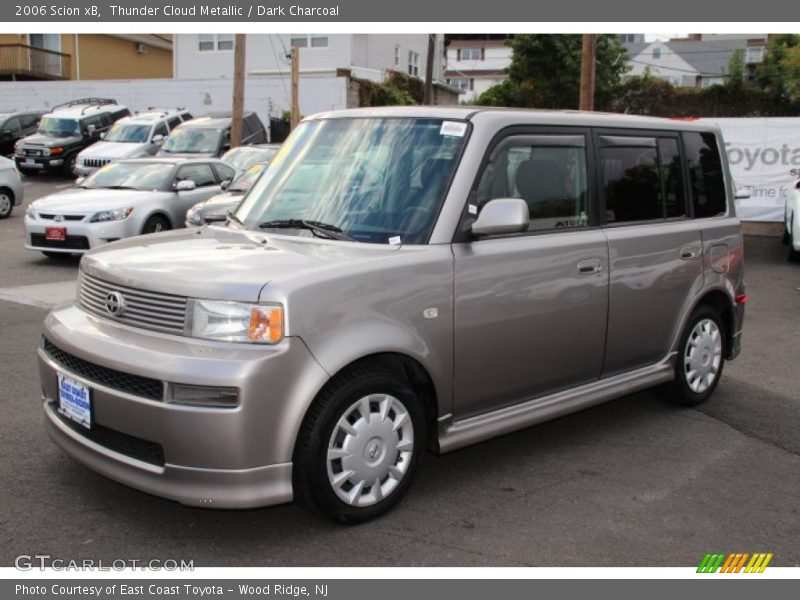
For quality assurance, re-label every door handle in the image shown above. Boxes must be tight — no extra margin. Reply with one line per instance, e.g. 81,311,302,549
577,259,602,275
680,246,700,260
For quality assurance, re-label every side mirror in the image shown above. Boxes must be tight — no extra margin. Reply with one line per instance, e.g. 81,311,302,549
175,179,196,192
75,176,85,186
99,131,106,139
151,134,164,144
470,198,530,237
204,214,227,223
220,179,231,190
87,124,97,136
734,187,752,200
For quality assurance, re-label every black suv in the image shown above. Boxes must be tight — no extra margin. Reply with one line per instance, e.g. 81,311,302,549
14,98,130,176
158,111,267,158
0,111,42,157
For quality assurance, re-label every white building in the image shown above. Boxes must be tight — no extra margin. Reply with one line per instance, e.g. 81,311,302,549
624,35,767,88
443,37,512,103
173,34,448,118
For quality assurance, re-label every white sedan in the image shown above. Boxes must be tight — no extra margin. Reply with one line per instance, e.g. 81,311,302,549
785,180,800,263
24,157,236,258
0,156,24,219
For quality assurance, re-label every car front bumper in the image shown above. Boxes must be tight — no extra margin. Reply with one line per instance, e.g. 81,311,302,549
73,164,100,177
39,304,329,508
24,215,135,254
15,154,65,171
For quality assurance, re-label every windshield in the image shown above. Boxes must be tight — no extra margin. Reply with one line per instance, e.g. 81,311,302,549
236,118,468,244
82,162,175,190
38,117,79,137
104,123,152,143
229,163,268,192
223,146,278,171
161,127,220,154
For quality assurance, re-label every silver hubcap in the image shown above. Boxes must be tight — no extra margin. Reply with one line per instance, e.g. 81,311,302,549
326,394,414,508
684,318,722,394
0,194,11,215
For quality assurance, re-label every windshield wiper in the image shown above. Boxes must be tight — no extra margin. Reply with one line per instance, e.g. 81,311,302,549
258,219,353,241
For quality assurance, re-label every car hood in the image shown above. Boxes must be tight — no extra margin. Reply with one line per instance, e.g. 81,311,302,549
79,141,147,159
80,226,402,303
195,191,244,212
31,188,171,213
21,133,82,147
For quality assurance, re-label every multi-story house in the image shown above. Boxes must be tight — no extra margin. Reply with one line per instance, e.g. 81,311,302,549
443,35,513,103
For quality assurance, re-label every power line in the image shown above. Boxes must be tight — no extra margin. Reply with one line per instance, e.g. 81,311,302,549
267,34,290,112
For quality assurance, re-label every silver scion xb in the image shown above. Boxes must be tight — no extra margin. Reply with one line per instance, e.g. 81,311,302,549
38,108,746,523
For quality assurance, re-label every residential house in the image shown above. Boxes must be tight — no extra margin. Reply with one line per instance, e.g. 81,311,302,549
0,34,172,81
443,35,513,103
623,34,768,88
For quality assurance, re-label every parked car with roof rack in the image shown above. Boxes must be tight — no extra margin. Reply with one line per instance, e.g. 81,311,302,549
157,111,267,158
14,98,130,176
221,143,280,172
24,157,236,257
0,110,42,157
0,156,24,219
75,108,194,177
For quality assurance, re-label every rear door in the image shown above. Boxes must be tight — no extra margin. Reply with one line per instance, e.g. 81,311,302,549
597,130,703,376
453,128,609,418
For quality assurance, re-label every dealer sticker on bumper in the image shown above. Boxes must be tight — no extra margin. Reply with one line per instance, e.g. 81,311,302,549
57,372,91,429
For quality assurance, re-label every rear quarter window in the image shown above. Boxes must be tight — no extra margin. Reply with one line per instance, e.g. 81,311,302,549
684,131,726,218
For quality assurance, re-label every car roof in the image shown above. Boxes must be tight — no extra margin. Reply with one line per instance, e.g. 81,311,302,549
114,157,224,166
177,116,230,129
121,110,182,124
0,110,41,117
45,104,127,119
306,106,721,133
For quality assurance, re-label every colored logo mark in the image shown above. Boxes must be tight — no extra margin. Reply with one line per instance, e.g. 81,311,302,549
697,552,773,573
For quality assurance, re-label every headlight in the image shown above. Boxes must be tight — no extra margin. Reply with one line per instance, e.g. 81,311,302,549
186,206,204,226
89,207,134,222
25,205,35,219
188,300,284,344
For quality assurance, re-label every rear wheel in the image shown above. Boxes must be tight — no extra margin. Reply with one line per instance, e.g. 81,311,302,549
0,188,13,219
62,154,77,177
788,228,800,263
293,362,427,524
661,306,726,407
141,215,171,235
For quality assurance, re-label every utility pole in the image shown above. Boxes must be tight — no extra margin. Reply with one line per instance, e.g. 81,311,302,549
230,33,246,147
291,46,300,130
579,34,596,111
423,33,435,105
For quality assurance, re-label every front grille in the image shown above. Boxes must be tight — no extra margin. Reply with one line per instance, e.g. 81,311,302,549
82,158,112,168
23,147,44,157
44,339,164,401
30,233,90,250
78,273,188,335
37,214,85,221
55,410,165,467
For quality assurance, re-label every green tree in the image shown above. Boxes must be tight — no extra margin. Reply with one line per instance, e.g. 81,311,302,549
755,34,800,102
725,49,746,87
475,34,629,109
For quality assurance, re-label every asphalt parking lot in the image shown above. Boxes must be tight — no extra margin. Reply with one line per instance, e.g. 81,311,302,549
1,175,799,567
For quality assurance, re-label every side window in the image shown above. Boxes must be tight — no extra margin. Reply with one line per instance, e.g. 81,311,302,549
167,116,182,130
176,164,216,187
2,117,21,132
600,137,661,223
22,114,40,129
153,121,169,138
684,132,726,218
82,115,103,134
214,163,236,183
658,138,686,218
476,134,590,232
180,112,193,121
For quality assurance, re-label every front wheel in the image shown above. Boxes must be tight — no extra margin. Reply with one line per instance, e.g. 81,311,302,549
141,215,171,235
293,362,427,523
0,189,13,218
788,229,800,263
661,306,726,407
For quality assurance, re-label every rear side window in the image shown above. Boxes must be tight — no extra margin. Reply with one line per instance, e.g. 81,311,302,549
180,112,193,121
153,121,169,137
476,134,590,231
22,114,40,129
599,134,687,223
684,132,726,218
167,116,182,129
214,162,236,182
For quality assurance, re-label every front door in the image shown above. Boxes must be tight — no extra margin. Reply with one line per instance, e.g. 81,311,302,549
453,129,609,418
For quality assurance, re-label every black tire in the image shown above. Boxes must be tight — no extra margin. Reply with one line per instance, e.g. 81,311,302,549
17,166,38,177
660,306,726,407
62,154,77,177
141,214,171,235
0,188,13,219
788,230,800,263
293,361,427,524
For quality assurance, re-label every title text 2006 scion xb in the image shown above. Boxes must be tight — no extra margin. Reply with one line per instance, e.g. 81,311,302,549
38,108,745,523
